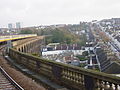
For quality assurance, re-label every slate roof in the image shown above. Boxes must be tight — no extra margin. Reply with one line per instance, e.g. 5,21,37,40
103,62,120,74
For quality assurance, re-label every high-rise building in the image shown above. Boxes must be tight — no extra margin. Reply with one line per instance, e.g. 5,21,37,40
16,22,21,29
8,23,12,29
8,23,13,31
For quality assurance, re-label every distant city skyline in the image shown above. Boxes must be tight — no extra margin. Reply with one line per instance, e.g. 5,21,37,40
0,0,120,28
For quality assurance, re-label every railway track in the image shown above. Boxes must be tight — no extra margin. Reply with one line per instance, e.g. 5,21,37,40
0,44,24,90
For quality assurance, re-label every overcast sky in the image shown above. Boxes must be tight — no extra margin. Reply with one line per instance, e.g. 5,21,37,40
0,0,120,27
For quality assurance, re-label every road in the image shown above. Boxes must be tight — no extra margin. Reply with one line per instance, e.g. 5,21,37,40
97,23,120,59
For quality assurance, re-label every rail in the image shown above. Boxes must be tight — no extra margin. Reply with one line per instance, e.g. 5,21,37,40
0,44,24,90
0,66,24,90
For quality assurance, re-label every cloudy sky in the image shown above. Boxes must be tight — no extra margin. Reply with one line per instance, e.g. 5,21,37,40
0,0,120,27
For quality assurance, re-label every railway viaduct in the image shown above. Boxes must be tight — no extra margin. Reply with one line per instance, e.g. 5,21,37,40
0,34,120,90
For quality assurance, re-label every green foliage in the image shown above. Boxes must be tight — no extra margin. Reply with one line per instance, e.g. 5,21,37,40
19,29,33,34
45,28,81,44
51,29,64,43
31,53,40,57
78,34,87,46
76,55,88,61
18,25,87,46
82,51,88,56
79,63,86,67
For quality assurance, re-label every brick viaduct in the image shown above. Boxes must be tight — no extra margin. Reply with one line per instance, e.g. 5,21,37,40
13,36,44,54
7,36,120,90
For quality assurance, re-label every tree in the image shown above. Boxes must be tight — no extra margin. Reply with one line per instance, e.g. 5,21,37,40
76,55,88,61
19,28,33,34
82,51,88,56
44,28,81,44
